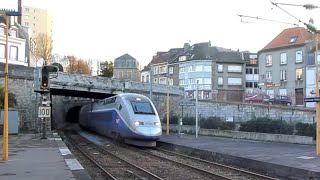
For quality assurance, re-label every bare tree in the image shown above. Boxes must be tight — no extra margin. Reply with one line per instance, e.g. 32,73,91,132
31,33,52,65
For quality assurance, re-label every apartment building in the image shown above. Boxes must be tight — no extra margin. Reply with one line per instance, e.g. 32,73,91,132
241,51,259,94
113,53,140,81
0,12,27,66
143,42,245,101
258,27,315,106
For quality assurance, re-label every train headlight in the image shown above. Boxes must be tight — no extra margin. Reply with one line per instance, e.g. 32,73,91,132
154,122,161,126
134,121,144,126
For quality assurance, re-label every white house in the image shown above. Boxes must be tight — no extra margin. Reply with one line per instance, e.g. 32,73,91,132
0,22,27,66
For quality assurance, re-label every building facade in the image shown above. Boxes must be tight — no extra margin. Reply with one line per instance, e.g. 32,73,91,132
113,53,140,81
258,27,314,106
241,51,259,94
21,6,52,67
0,15,27,66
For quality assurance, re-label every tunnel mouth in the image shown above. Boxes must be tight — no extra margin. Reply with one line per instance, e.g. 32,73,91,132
66,106,82,123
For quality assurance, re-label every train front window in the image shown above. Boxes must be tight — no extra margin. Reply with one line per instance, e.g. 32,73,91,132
131,101,155,115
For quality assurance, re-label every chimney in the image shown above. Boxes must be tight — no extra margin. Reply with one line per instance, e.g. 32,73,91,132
18,0,22,24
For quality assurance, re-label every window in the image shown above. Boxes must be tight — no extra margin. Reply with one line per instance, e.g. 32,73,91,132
188,79,195,84
280,70,287,81
217,64,223,72
159,65,167,74
179,79,185,85
146,75,149,83
288,36,298,44
254,69,258,74
131,101,155,115
188,65,194,72
153,78,158,84
227,78,242,85
254,82,258,88
203,78,211,84
218,77,223,85
279,89,287,96
280,53,287,65
179,67,185,73
153,66,158,74
246,68,253,74
10,46,18,61
159,78,166,84
203,66,211,71
170,79,173,85
25,15,29,19
195,65,202,71
266,71,272,81
296,50,303,63
0,44,4,58
266,55,272,66
267,90,274,96
228,65,242,73
0,27,4,35
260,74,265,81
179,56,187,61
246,82,253,88
296,68,303,80
169,67,173,74
25,8,29,11
24,22,29,26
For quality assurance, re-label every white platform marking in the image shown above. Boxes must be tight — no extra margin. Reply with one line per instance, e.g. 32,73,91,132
59,148,72,155
65,159,84,170
297,156,315,160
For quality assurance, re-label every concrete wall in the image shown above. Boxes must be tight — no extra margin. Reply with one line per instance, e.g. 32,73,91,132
165,124,314,144
178,100,315,123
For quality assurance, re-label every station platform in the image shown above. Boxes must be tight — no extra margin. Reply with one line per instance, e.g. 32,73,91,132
158,133,320,180
0,132,92,180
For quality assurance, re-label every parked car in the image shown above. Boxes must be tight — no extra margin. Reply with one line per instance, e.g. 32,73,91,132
264,95,292,106
244,94,270,104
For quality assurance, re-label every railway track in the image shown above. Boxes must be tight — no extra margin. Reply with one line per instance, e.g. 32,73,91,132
66,132,163,180
143,147,279,180
68,130,279,180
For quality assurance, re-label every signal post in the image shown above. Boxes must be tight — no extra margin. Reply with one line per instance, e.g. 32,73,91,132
35,65,57,139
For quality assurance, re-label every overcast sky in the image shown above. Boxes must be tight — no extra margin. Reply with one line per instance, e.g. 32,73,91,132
1,0,319,67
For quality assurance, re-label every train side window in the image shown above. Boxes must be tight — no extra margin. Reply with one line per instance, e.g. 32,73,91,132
119,104,122,110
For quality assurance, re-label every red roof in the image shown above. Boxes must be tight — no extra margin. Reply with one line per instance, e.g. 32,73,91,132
261,27,312,52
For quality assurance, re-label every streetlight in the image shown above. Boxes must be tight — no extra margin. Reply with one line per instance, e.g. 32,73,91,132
166,69,170,136
195,80,199,138
2,11,21,161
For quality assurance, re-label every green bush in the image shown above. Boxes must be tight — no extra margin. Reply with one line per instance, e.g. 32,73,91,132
295,122,315,138
182,116,196,125
162,115,179,124
200,116,234,130
239,117,294,135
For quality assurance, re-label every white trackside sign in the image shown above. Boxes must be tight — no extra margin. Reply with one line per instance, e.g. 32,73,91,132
38,106,51,118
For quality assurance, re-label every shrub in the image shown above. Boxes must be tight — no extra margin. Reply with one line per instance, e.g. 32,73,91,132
240,117,294,135
200,116,235,130
295,122,315,138
182,116,196,125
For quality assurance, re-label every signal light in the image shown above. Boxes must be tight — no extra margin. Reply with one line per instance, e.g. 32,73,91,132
41,66,49,89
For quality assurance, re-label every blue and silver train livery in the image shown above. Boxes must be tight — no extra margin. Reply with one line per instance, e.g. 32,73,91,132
79,93,162,147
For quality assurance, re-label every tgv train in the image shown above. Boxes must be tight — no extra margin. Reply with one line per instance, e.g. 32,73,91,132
79,93,162,147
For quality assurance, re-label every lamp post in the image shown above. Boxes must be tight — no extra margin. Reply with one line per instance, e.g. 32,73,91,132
315,31,319,155
166,73,170,136
2,11,21,161
195,80,199,138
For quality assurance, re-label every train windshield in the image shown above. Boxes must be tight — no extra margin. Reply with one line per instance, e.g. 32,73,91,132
131,101,155,115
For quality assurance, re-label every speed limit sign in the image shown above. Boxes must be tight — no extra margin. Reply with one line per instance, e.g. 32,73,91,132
38,107,51,118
